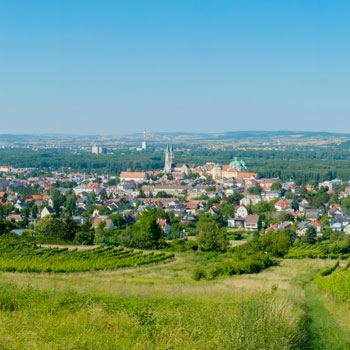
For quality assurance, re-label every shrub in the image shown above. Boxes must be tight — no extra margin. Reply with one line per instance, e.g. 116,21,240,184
192,268,207,281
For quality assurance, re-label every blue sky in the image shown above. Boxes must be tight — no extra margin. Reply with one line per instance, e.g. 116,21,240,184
0,1,349,134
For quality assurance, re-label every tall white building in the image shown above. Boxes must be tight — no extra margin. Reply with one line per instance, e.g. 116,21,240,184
92,145,106,154
141,129,147,150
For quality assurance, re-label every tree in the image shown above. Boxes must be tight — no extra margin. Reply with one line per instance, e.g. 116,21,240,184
0,219,7,235
291,199,299,211
278,211,295,222
303,226,317,245
206,196,220,210
35,216,66,239
250,201,274,215
88,191,96,204
131,208,163,249
64,193,76,215
311,187,329,209
107,178,120,186
329,192,339,205
109,213,126,229
75,221,95,245
220,203,235,218
99,189,108,201
341,196,350,215
270,182,282,191
258,231,291,257
98,205,110,216
51,188,64,217
63,215,79,241
138,189,146,198
299,186,308,198
156,191,169,198
196,217,228,252
75,229,95,245
249,185,262,195
226,192,243,205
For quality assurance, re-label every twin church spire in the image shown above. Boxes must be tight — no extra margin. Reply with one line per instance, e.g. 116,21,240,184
164,144,174,174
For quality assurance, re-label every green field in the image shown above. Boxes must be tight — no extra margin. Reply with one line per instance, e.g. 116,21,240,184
1,251,349,349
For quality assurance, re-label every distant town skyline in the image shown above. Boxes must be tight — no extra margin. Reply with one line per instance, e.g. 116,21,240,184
1,1,350,134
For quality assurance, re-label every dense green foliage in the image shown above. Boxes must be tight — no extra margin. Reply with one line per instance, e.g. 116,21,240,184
196,216,229,252
0,236,173,272
285,245,350,259
315,261,350,301
117,208,164,249
205,232,289,278
209,252,273,277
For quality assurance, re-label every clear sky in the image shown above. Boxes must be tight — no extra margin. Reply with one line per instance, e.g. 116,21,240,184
0,1,349,135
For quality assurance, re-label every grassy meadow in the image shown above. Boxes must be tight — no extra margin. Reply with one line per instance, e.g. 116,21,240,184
0,253,349,349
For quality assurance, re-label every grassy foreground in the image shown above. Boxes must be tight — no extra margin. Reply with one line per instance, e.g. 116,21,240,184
0,253,343,349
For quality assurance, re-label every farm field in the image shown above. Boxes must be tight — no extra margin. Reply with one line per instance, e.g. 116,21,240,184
1,252,350,349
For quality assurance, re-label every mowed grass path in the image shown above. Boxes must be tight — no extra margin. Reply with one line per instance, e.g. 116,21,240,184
305,282,350,350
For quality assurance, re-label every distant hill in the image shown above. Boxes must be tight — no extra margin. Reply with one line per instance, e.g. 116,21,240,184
153,130,350,140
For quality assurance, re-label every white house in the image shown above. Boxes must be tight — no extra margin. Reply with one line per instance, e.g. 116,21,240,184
235,204,248,218
40,206,56,219
240,195,262,206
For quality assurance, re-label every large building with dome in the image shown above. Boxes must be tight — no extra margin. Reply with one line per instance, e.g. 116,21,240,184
206,157,257,180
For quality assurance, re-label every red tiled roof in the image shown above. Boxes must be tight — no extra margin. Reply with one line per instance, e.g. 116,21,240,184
120,172,146,179
309,220,322,227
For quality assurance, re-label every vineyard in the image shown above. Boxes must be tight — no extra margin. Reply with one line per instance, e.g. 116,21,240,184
315,261,350,301
284,244,350,260
0,237,174,273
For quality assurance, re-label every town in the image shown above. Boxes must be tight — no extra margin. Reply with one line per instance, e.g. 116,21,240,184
1,142,350,246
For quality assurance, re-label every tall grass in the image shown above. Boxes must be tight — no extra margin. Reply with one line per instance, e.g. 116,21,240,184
0,281,306,350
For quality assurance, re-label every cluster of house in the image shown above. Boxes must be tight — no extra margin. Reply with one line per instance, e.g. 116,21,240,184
1,162,350,236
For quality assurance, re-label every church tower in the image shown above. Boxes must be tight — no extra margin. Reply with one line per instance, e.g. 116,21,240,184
164,144,174,174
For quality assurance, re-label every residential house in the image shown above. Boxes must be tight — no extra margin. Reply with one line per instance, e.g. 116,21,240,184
262,191,281,202
328,205,343,218
7,214,24,222
227,217,245,228
40,206,56,219
297,221,310,236
244,215,260,230
267,221,293,232
275,199,292,212
235,204,248,218
92,217,115,230
329,215,350,232
240,194,262,206
157,219,171,234
309,220,323,235
72,216,87,225
304,209,323,220
258,178,279,191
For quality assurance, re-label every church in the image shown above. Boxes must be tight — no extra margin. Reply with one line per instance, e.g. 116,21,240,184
164,144,174,174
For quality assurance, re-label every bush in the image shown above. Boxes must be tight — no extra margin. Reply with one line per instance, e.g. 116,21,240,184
192,268,207,281
209,252,273,278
